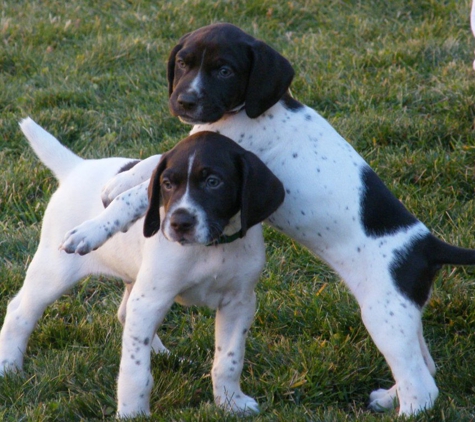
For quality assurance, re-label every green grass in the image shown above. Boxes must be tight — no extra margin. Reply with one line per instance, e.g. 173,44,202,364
1,0,475,420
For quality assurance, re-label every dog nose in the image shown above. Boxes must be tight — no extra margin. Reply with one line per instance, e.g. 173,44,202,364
170,209,196,233
177,93,197,111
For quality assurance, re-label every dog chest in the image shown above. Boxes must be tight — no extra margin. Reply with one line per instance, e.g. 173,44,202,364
172,230,265,309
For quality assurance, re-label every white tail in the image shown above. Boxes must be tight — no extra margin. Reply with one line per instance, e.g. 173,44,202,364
19,117,83,182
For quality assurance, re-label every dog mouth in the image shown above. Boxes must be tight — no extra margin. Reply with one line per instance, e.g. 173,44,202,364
165,231,197,245
177,238,194,245
164,227,215,246
177,115,210,125
169,101,226,125
175,109,226,125
166,229,225,246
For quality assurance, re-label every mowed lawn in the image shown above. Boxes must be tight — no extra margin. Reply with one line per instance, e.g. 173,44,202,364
1,0,475,420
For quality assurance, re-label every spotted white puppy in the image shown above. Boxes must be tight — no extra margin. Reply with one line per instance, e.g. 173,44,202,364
66,24,475,416
0,119,284,418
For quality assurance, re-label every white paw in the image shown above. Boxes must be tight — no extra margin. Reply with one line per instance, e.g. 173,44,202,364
151,334,170,355
60,220,111,255
398,386,438,416
217,393,260,415
0,359,21,377
368,385,398,412
116,408,151,419
101,173,136,207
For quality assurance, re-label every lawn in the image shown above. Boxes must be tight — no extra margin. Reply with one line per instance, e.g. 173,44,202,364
1,0,475,420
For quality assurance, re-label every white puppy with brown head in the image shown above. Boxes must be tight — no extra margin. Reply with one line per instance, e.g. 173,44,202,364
0,119,284,418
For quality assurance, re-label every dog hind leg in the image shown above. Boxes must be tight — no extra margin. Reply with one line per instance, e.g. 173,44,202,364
368,319,436,412
418,321,436,376
0,248,89,375
361,289,438,416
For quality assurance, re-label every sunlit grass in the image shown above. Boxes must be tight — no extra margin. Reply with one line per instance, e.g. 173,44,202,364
1,0,475,420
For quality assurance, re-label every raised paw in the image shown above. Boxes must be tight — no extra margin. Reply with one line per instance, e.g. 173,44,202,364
368,385,398,412
60,220,112,255
217,393,260,416
101,172,136,207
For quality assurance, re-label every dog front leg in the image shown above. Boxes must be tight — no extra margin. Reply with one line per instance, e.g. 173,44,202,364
101,154,161,206
61,181,149,255
116,276,174,418
117,284,169,355
212,291,259,415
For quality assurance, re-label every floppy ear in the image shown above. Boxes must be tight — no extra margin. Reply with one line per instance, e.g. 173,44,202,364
239,151,285,236
143,156,168,238
245,40,295,118
167,33,190,97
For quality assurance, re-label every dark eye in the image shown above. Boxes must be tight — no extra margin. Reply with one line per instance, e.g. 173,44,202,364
176,59,187,69
162,179,173,190
218,66,233,78
206,176,221,188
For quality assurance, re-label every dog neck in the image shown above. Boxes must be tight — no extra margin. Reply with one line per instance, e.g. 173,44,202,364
225,103,245,116
207,212,243,246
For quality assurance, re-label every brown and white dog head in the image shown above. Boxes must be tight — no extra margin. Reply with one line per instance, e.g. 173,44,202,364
167,23,295,124
143,131,285,245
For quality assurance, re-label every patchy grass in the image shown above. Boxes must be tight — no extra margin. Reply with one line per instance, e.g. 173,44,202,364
1,0,475,420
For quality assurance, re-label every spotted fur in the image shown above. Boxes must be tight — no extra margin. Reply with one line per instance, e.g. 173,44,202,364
61,24,475,416
0,119,284,418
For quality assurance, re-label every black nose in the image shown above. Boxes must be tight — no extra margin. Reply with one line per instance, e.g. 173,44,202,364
177,93,197,111
170,208,196,234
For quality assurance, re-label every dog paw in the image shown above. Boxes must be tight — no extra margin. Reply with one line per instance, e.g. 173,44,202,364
151,334,170,355
0,359,21,377
60,220,110,255
368,385,398,412
101,173,136,207
217,393,260,415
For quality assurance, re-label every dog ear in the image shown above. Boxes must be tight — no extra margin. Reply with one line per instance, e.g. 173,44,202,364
143,156,168,238
167,33,190,97
245,40,294,118
239,151,285,236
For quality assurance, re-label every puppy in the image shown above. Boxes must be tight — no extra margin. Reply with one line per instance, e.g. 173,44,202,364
0,118,284,417
75,23,475,416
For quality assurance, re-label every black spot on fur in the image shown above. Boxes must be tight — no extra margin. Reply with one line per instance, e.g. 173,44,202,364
360,166,417,238
281,91,304,112
390,234,441,307
118,160,140,174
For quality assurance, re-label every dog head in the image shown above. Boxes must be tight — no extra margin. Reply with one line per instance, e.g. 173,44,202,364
167,23,294,124
143,131,285,245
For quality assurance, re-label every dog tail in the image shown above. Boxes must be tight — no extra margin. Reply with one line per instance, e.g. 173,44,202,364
432,236,475,266
19,117,83,182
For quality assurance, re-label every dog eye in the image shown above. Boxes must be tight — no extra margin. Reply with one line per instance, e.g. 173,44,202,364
206,176,221,188
176,59,187,69
162,179,173,190
218,66,233,78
